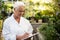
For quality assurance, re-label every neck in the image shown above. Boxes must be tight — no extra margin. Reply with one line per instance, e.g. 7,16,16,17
13,15,21,23
14,15,20,19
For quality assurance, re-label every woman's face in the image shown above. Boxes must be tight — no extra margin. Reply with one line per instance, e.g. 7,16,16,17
14,6,25,18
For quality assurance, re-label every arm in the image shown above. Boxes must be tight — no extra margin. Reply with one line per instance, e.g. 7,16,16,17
2,21,31,40
16,21,33,40
23,20,33,38
2,22,16,40
16,32,29,40
28,21,33,34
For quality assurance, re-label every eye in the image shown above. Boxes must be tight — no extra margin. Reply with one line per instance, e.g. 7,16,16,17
19,11,25,12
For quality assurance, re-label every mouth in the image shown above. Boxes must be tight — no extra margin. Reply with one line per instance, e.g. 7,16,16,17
18,14,22,16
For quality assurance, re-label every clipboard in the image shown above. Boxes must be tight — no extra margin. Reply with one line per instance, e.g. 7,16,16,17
24,32,39,40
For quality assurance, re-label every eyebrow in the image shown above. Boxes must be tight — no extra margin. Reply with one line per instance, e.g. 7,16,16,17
19,10,25,11
19,10,25,12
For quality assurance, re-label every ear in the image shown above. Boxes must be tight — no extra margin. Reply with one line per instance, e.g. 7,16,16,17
13,8,16,13
14,8,17,12
14,8,15,11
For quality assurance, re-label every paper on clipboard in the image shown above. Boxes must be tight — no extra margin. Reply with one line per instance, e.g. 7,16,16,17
24,32,39,40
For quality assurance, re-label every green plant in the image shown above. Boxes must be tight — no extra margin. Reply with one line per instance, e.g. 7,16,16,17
41,15,49,23
34,12,41,22
54,13,60,34
0,14,3,20
39,23,57,40
0,16,3,20
0,1,8,20
35,12,41,20
55,20,60,33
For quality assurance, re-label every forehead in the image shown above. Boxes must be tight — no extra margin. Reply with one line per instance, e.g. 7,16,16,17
18,6,25,10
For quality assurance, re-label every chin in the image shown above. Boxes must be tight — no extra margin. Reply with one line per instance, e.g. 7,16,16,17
18,16,21,17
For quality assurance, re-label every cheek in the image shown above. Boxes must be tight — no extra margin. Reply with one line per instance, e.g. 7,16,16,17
19,12,24,15
14,12,19,15
21,13,24,16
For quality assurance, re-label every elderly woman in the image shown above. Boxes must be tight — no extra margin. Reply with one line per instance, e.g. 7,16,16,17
2,1,33,40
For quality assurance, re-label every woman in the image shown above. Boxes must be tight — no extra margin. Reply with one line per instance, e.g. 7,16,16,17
2,1,33,40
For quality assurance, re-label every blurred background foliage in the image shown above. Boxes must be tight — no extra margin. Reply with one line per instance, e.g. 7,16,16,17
0,0,60,40
0,0,60,20
39,12,60,40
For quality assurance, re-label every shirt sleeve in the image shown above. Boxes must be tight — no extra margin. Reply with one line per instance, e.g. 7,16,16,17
27,21,33,34
2,21,16,40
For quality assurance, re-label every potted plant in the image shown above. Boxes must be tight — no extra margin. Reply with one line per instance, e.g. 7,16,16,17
35,12,42,23
41,15,49,23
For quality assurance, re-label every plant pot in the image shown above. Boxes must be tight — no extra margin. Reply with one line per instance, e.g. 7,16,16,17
38,19,42,24
42,18,49,23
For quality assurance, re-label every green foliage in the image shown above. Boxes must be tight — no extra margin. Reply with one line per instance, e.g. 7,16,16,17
39,23,57,40
54,13,60,34
0,15,3,20
40,10,54,15
55,20,60,33
38,9,60,40
41,15,49,23
0,1,8,20
35,12,41,20
57,13,60,19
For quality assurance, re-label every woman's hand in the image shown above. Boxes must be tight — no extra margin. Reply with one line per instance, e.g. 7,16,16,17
16,32,29,40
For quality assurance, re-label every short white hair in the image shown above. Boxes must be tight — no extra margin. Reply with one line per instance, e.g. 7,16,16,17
13,1,25,8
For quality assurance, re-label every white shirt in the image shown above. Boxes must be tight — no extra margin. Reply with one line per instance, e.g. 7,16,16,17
2,14,33,40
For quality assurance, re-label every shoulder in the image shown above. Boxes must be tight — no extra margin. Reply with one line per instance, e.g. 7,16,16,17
4,16,12,24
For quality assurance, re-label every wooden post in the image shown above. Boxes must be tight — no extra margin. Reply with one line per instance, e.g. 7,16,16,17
0,20,3,40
